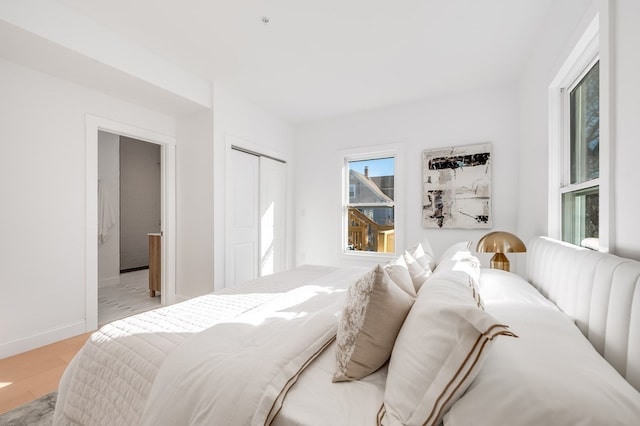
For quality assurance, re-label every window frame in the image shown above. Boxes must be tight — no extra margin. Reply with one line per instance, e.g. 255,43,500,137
339,144,403,259
560,57,600,245
548,11,612,252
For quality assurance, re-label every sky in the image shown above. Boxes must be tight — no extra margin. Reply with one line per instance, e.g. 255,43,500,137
349,157,394,177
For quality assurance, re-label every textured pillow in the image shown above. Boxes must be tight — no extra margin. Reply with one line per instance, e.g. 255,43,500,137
383,255,416,297
407,243,436,272
379,277,516,426
403,250,432,291
333,265,415,382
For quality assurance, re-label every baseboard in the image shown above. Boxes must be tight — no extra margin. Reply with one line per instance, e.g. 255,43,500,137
120,266,149,274
173,293,191,303
0,320,87,359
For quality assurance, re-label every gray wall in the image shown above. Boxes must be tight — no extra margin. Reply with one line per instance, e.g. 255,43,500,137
120,137,161,270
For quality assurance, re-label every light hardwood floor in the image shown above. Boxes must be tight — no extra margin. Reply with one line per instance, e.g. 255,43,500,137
0,333,91,415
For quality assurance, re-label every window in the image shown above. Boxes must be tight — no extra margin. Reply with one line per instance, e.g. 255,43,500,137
343,155,396,254
561,60,600,246
549,13,610,251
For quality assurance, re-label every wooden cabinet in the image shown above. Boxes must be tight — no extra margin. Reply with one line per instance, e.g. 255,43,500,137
148,233,161,297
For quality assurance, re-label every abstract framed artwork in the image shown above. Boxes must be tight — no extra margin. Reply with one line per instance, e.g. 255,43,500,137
422,143,492,229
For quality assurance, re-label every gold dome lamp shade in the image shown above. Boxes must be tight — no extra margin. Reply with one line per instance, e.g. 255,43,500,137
476,231,526,272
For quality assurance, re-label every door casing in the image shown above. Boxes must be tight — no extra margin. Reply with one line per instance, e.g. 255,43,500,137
85,114,176,331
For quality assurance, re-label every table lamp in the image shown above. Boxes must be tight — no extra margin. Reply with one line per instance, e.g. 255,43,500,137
476,231,526,272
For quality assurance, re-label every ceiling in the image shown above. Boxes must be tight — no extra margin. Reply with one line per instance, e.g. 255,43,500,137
56,0,556,123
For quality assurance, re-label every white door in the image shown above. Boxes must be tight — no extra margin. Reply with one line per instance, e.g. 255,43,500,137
226,147,287,286
260,157,286,276
226,149,260,286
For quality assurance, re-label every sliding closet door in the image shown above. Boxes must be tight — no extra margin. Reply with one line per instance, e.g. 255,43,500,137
259,157,286,277
226,149,260,286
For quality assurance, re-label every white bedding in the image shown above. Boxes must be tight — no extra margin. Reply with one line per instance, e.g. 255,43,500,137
54,265,345,425
445,267,640,425
55,243,640,426
140,267,368,425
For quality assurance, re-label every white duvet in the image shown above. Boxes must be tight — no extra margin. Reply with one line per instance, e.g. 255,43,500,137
54,265,387,426
140,269,366,425
54,265,347,425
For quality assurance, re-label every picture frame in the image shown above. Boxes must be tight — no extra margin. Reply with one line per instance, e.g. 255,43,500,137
422,143,492,229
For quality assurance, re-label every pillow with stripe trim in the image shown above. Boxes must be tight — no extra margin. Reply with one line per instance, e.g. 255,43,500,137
378,277,516,426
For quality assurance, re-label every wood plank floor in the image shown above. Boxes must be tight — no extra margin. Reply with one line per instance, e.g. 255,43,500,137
0,333,91,415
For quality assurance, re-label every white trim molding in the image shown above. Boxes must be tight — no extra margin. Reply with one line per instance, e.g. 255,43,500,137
85,114,177,332
338,142,405,261
548,2,613,252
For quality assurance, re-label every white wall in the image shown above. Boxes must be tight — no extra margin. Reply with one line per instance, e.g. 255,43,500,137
213,84,295,290
97,131,120,287
294,84,520,268
612,0,640,260
517,0,640,261
0,58,175,358
175,109,215,299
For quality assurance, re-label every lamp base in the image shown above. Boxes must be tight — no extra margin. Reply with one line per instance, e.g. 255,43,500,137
490,253,510,272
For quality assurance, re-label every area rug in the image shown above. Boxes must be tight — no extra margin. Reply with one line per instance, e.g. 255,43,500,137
0,392,56,425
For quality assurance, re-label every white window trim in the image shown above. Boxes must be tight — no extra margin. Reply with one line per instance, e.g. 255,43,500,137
548,7,613,252
338,143,404,260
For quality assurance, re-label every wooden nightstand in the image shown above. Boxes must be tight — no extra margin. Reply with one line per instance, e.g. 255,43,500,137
148,233,161,297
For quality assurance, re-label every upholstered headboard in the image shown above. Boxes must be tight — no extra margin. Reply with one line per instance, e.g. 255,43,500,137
527,236,640,391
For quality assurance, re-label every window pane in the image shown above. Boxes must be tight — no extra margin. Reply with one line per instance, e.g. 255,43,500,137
346,157,395,253
562,186,599,246
347,207,395,253
570,61,599,184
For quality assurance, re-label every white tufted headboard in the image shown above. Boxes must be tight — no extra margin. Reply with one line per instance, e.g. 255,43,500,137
527,236,640,392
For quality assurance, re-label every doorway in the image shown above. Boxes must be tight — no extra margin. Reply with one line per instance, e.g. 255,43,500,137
85,115,176,332
97,131,162,325
225,145,286,286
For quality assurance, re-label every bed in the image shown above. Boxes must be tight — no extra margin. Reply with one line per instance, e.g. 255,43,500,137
53,237,640,425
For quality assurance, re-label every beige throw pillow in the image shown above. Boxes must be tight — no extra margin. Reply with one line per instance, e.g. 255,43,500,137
408,242,436,271
403,250,432,291
383,255,417,297
379,277,516,426
333,265,415,382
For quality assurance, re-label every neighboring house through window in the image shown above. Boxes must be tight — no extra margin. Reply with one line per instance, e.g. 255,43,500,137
343,153,397,254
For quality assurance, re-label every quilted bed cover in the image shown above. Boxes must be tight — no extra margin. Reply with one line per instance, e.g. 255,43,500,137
53,265,364,425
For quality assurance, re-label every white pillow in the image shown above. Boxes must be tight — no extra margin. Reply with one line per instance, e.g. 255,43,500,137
407,242,436,272
383,255,416,297
477,268,559,309
403,251,432,291
333,265,415,382
380,277,516,426
434,241,483,309
445,304,640,425
420,237,435,259
435,241,473,267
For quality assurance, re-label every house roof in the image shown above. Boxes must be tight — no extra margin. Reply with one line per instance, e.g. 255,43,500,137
349,170,393,204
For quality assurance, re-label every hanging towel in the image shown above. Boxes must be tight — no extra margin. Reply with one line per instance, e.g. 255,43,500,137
98,179,117,245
